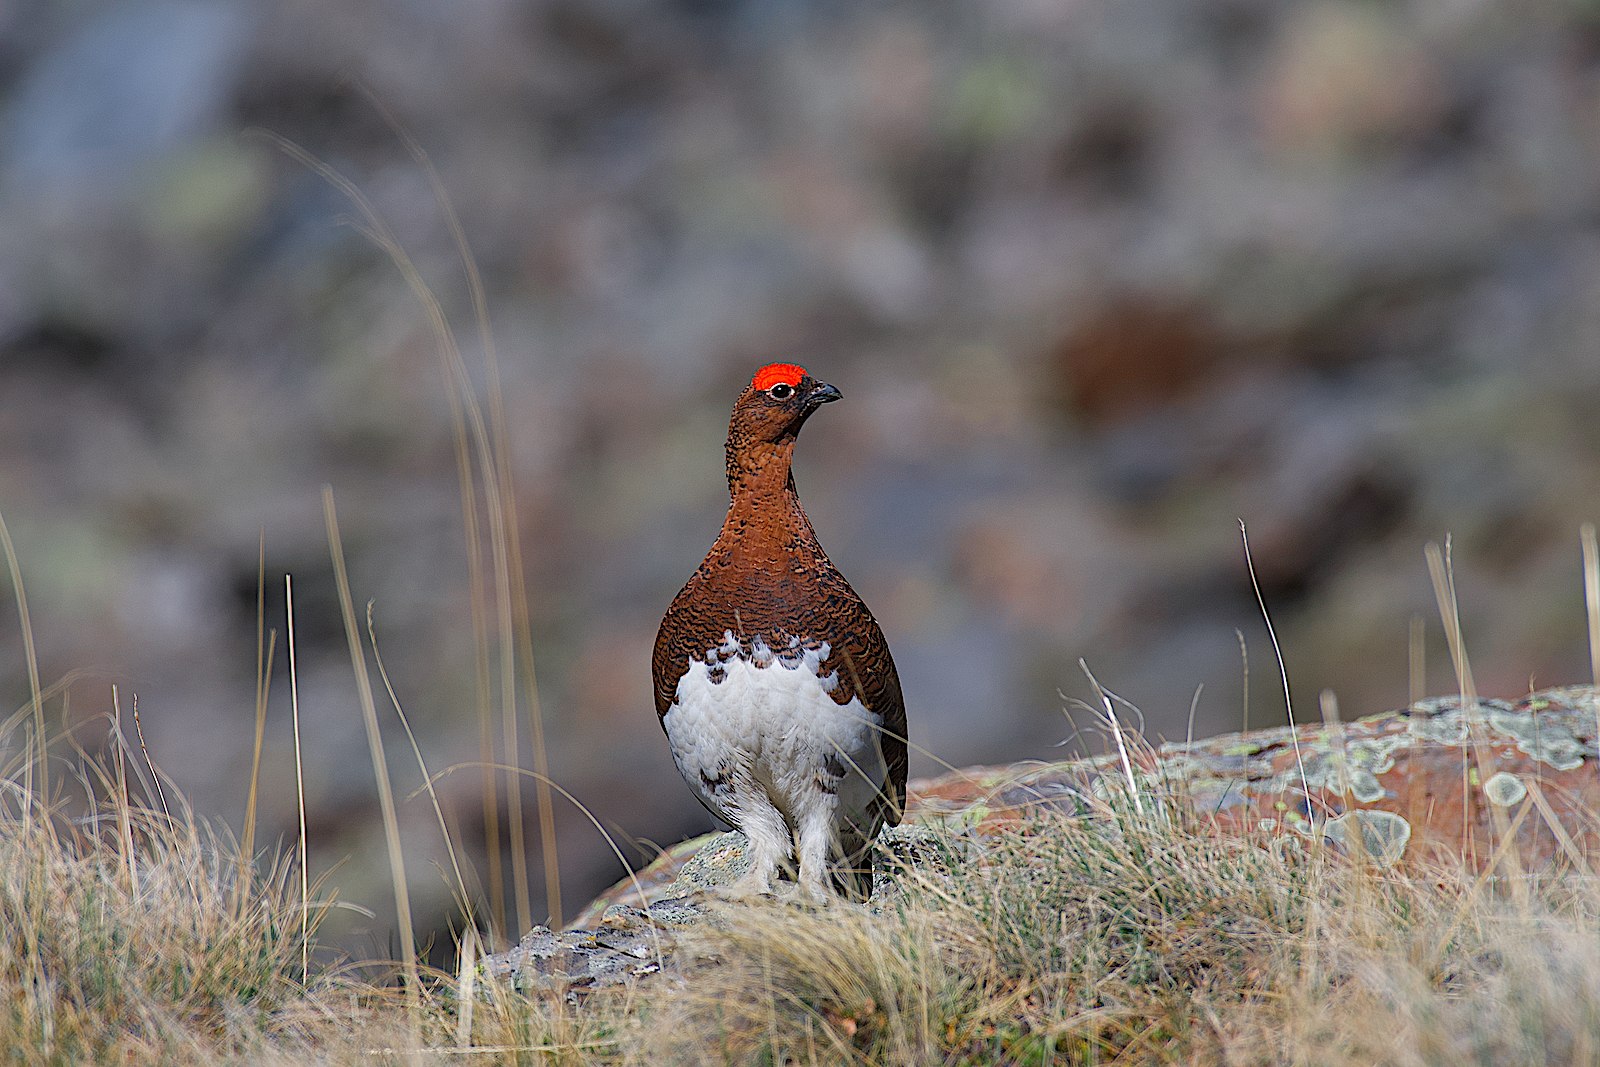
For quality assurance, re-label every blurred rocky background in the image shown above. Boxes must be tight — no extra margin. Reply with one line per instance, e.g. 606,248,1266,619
3,0,1600,957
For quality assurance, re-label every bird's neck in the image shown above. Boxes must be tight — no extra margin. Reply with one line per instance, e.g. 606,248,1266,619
718,440,816,552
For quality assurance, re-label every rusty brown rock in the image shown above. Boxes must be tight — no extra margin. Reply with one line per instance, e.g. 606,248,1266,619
572,685,1600,930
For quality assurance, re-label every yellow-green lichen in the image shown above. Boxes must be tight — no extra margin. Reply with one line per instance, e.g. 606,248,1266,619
1279,736,1397,803
945,802,991,831
1346,737,1401,775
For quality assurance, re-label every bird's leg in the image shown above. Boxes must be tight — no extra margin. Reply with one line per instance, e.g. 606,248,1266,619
794,803,841,903
730,795,793,896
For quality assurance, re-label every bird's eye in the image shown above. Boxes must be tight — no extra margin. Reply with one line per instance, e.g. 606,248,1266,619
768,383,794,400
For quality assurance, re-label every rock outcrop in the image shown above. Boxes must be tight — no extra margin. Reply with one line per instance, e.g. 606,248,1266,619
489,685,1600,995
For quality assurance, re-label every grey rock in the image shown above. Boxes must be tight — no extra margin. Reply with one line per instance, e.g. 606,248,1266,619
4,1,252,188
486,897,708,999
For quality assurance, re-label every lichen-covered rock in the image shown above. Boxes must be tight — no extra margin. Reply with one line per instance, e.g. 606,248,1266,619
486,897,706,999
561,685,1600,940
487,824,958,996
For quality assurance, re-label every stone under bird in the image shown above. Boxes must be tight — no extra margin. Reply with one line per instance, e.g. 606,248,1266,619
652,363,908,900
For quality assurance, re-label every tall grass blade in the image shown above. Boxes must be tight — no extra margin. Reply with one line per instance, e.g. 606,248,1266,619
0,506,47,805
323,487,421,1014
1239,520,1311,820
286,572,310,980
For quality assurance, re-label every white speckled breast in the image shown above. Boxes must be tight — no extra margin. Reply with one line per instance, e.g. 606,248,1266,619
662,631,889,856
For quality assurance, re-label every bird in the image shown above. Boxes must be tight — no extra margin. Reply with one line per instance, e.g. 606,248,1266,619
652,362,908,901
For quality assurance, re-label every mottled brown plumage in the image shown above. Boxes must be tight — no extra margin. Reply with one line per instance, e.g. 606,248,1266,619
652,364,907,898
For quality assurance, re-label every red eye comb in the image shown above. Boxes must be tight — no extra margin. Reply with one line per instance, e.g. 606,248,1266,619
753,363,806,391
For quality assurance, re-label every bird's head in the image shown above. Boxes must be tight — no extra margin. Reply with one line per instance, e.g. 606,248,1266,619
728,362,841,447
724,362,842,484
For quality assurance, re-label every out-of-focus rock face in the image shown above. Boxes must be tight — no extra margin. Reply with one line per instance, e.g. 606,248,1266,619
2,0,1600,956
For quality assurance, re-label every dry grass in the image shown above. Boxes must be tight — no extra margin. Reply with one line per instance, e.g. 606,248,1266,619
0,744,355,1063
612,795,1600,1065
7,704,1599,1066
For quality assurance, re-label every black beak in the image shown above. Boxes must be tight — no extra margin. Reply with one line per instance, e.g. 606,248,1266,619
806,380,843,407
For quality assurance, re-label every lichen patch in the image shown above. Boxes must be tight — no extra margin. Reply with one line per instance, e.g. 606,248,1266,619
1324,810,1411,867
1482,772,1527,807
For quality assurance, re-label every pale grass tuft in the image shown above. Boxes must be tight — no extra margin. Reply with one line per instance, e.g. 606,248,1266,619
0,733,363,1063
621,876,984,1066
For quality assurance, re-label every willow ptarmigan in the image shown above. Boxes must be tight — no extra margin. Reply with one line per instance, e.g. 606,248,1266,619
652,363,908,901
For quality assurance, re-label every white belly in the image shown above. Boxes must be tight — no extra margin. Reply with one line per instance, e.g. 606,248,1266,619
662,633,889,847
